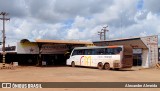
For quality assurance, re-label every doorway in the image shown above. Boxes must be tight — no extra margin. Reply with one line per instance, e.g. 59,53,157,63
133,54,142,66
42,54,67,66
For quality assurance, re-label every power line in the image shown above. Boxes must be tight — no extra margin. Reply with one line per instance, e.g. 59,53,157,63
0,12,10,68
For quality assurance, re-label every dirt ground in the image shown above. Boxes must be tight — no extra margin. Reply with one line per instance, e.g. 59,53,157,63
0,66,160,91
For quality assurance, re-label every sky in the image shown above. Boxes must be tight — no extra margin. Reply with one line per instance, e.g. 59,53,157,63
0,0,160,46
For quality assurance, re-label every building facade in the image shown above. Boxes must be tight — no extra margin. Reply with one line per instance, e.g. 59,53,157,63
93,35,158,68
0,39,92,66
0,36,158,68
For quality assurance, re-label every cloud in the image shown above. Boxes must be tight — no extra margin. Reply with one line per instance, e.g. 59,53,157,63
115,11,160,38
143,0,160,13
54,0,112,15
0,0,28,18
0,0,160,46
23,0,113,24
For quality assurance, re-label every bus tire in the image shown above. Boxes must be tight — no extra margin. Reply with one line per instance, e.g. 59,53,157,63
97,62,103,70
104,63,110,70
114,68,119,70
71,61,75,67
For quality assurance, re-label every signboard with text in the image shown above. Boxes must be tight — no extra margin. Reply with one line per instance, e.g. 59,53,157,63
17,42,68,54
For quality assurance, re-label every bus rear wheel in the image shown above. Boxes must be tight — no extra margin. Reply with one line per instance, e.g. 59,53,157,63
97,62,103,70
71,61,75,67
104,63,110,70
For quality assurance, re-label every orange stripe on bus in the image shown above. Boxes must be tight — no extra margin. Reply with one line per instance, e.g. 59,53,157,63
107,46,118,48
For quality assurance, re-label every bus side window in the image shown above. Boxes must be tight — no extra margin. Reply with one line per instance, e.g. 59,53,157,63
85,49,92,55
105,48,108,54
81,50,85,55
77,50,85,55
72,50,77,56
92,49,96,55
106,47,122,55
96,48,105,55
107,48,114,55
77,50,81,55
114,47,122,54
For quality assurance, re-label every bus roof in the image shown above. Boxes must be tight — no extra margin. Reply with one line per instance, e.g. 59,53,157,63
74,45,123,50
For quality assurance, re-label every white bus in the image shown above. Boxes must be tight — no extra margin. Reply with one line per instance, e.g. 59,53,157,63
66,45,133,70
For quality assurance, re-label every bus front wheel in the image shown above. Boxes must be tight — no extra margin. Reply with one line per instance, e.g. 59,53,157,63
104,63,110,70
97,62,103,70
71,61,75,67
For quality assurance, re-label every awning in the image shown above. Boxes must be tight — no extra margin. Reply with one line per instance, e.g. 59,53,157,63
35,39,93,45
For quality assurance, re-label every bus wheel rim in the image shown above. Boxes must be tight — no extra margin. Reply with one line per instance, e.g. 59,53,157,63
71,62,75,67
105,64,110,70
98,63,103,69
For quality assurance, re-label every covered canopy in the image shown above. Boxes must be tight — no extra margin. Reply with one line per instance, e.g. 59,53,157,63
35,39,93,45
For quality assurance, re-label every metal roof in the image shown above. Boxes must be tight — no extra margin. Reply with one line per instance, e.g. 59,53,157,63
35,39,93,45
94,35,158,43
93,37,148,49
94,37,140,43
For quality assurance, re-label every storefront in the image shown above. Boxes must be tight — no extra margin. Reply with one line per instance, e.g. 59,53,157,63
0,39,93,66
133,49,142,66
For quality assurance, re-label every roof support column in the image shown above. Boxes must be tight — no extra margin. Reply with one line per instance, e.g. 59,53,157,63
37,43,43,66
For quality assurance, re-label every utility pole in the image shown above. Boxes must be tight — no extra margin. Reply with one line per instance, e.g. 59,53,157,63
102,26,109,40
0,12,10,68
98,30,103,40
98,26,109,40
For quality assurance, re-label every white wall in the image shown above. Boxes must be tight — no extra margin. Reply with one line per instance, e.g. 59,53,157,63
142,49,149,68
141,35,158,68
